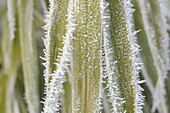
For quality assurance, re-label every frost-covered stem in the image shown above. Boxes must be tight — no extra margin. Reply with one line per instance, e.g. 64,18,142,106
101,31,111,113
147,0,169,112
7,0,15,40
132,0,156,95
42,0,69,111
132,0,158,86
133,0,169,112
42,0,68,86
18,0,39,113
2,11,20,113
42,0,74,112
72,0,102,112
102,0,144,112
147,0,169,69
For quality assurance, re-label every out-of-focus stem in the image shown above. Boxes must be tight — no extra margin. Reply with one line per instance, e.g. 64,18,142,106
18,0,39,113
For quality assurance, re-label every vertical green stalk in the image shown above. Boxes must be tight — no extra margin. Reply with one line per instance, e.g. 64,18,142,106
42,0,74,112
15,78,28,113
18,0,39,113
0,74,8,113
72,0,102,112
102,0,144,112
7,0,15,40
61,73,72,113
43,0,68,84
101,34,111,113
132,0,156,93
133,0,169,112
2,6,20,113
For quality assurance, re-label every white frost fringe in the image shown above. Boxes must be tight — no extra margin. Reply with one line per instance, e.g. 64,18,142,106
42,0,75,112
7,0,16,40
101,0,126,112
124,0,145,112
101,0,145,112
42,0,55,85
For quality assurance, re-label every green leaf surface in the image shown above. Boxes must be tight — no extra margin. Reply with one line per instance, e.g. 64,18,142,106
72,0,102,112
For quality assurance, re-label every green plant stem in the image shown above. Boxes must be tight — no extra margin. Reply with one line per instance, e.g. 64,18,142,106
104,0,141,112
42,0,75,112
2,10,20,113
133,0,157,88
72,0,102,112
18,0,39,113
44,0,68,84
0,74,8,113
61,74,72,113
133,0,169,112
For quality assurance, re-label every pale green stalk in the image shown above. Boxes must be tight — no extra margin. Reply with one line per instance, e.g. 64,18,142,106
61,74,72,113
1,10,20,113
18,0,39,113
0,73,8,113
39,0,47,15
144,0,169,111
102,0,144,112
0,8,18,113
7,0,15,40
15,85,28,113
43,0,68,85
133,0,169,112
42,0,73,112
13,98,20,113
72,0,102,112
133,0,156,94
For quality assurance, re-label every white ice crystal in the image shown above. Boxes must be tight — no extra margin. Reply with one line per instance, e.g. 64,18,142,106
101,0,144,112
7,0,16,40
124,0,145,112
42,0,75,112
101,1,125,112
